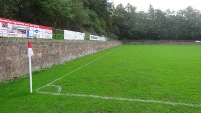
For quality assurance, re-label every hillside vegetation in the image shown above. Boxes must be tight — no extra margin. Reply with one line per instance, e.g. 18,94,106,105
1,0,201,40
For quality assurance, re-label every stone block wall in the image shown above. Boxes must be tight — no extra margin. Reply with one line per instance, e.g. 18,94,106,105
124,41,201,45
0,38,121,81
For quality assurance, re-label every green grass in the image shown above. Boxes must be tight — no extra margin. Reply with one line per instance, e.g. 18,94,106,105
1,45,201,113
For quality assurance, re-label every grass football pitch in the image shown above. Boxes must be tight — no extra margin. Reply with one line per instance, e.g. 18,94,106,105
1,45,201,113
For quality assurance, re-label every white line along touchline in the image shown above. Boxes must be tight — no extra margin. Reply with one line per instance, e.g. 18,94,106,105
37,91,201,108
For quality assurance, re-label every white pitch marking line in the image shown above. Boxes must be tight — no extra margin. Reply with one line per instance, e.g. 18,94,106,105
48,85,62,93
35,47,120,92
35,46,201,108
37,91,201,108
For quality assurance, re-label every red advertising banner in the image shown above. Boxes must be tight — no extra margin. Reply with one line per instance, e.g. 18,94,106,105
0,17,52,39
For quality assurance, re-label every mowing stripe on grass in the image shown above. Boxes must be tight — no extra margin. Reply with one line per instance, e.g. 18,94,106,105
182,53,201,56
37,91,201,108
35,47,120,92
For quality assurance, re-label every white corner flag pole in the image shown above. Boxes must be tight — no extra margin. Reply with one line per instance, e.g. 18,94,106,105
28,41,34,93
29,56,33,93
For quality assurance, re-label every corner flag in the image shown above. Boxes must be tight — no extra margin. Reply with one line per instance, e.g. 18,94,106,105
28,41,34,93
28,41,34,57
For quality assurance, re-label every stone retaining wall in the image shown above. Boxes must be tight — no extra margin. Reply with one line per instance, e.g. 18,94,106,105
124,41,201,45
0,38,121,81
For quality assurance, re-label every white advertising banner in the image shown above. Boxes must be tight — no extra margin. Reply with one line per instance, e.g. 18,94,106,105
64,30,85,40
0,18,53,39
39,26,52,39
90,35,106,41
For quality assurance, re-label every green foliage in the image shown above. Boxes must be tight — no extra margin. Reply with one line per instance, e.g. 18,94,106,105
84,33,90,40
52,29,64,40
111,4,201,40
1,0,201,40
